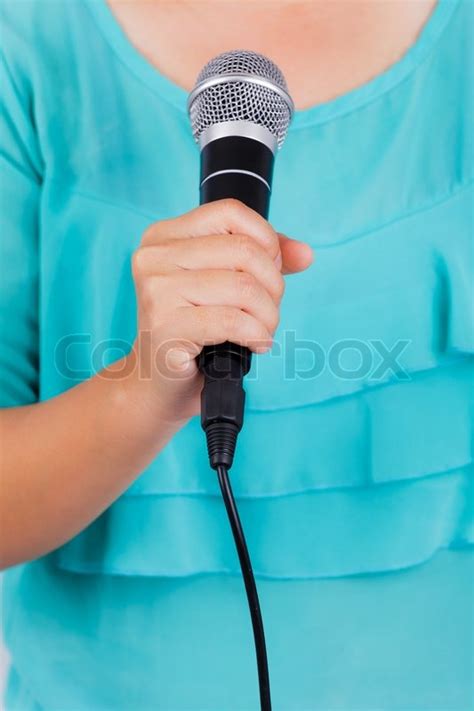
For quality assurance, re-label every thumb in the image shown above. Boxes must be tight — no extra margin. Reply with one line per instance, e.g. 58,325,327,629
278,234,314,275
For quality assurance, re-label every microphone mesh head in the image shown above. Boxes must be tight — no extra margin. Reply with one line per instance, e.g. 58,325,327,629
188,50,293,149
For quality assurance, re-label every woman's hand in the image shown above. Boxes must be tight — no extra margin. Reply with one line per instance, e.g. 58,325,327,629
0,199,312,568
128,198,313,423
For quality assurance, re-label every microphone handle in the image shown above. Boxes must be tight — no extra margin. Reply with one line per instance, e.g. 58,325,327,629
198,135,275,469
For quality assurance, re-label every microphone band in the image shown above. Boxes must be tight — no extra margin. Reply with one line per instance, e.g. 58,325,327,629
200,135,275,216
200,169,271,191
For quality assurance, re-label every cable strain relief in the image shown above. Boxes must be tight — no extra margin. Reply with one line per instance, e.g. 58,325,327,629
205,422,239,470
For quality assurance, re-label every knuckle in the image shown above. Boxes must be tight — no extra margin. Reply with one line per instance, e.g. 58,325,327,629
222,307,240,334
139,276,170,320
268,307,280,333
141,223,159,246
191,306,206,336
133,242,174,279
251,321,270,348
220,198,248,229
195,307,217,346
274,273,285,301
132,247,147,278
237,271,258,301
222,197,244,216
139,277,158,311
235,233,255,262
142,219,170,243
191,307,209,334
149,240,171,264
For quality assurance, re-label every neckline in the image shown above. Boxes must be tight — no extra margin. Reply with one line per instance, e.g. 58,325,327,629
84,0,459,130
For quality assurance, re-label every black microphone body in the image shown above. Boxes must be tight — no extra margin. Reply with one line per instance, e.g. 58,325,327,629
188,51,293,711
200,135,274,214
198,135,275,469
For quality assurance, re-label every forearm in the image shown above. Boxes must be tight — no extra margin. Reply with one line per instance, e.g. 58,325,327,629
0,356,185,569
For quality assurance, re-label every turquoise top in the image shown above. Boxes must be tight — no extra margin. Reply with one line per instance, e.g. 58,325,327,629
1,0,473,708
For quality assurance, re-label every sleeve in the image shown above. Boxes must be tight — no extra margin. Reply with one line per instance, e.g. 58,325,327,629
0,47,43,407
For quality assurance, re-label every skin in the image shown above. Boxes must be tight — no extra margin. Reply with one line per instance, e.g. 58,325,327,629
106,0,437,109
0,0,435,568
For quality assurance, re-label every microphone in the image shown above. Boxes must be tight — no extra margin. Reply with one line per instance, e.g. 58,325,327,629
187,50,294,470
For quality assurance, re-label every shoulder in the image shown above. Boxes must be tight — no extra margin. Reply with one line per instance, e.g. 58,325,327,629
0,0,99,177
0,0,93,81
0,0,103,141
1,0,63,53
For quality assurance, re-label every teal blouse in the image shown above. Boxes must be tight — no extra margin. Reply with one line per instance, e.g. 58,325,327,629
1,0,473,708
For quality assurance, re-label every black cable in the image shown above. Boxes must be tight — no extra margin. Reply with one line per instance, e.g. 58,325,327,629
216,464,272,711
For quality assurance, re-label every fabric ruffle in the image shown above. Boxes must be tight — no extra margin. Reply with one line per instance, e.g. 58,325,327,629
54,463,473,579
114,363,472,498
54,361,473,579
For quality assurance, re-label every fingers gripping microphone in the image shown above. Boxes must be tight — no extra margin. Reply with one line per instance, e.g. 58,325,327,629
188,51,293,470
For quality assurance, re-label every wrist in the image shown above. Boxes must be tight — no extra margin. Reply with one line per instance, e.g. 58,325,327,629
99,352,189,454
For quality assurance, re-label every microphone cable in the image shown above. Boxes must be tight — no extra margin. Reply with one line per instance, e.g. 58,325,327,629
198,347,272,708
216,464,272,711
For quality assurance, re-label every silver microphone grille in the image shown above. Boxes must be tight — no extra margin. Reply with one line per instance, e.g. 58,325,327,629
188,50,294,149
